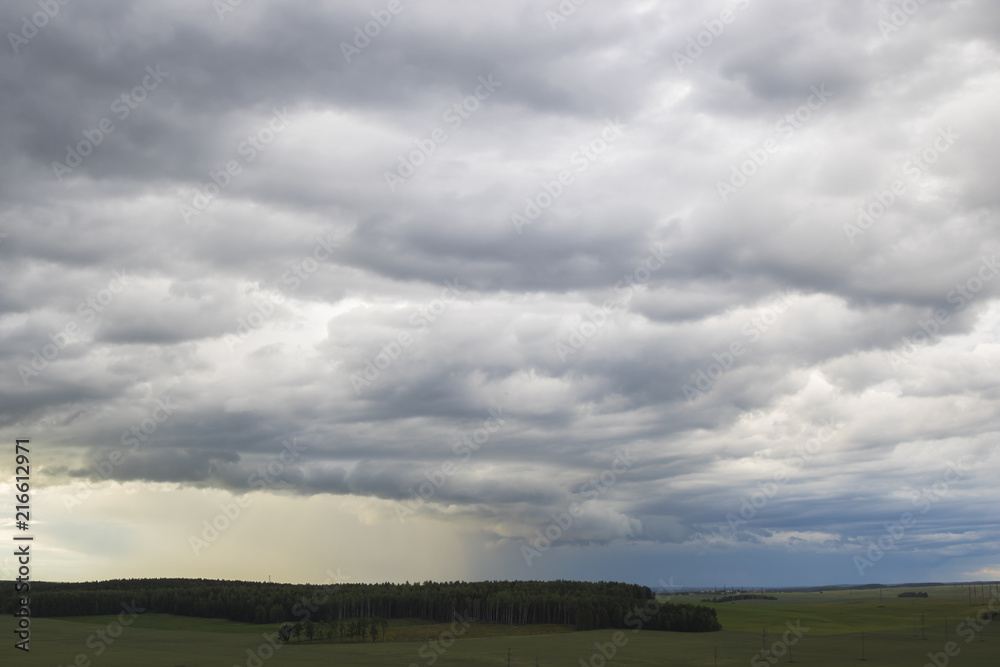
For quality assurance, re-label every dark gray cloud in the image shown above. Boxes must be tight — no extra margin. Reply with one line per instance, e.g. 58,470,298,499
2,0,999,586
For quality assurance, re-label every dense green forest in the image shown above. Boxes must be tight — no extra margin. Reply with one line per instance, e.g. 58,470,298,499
2,578,720,633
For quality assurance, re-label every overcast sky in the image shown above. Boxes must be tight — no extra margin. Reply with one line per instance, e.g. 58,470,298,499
1,0,999,589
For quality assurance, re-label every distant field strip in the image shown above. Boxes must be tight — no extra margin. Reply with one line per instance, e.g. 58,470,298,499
12,584,998,666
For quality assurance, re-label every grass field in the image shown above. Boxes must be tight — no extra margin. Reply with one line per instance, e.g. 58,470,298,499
10,585,998,666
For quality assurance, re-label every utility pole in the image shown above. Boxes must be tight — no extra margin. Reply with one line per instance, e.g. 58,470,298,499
921,613,925,640
945,615,949,641
507,648,510,667
714,646,718,667
861,631,866,661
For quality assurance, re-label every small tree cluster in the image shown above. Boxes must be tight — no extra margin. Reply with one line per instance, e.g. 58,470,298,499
278,617,389,643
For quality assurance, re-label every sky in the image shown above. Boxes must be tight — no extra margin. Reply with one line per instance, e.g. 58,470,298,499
1,0,999,590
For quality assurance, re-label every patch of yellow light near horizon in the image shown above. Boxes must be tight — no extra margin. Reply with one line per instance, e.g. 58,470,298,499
24,483,474,585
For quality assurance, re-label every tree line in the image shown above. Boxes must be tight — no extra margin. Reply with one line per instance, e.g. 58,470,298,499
701,593,778,603
0,578,720,633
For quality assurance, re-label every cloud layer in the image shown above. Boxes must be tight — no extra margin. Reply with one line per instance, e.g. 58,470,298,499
1,0,999,586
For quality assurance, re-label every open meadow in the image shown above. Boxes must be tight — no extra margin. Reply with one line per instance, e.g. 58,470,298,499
13,585,998,666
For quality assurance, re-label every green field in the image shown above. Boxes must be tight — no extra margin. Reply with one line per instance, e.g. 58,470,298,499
11,585,998,666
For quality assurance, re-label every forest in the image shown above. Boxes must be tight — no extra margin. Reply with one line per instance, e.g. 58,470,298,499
1,578,721,633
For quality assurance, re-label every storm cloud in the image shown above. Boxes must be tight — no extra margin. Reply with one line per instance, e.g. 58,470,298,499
1,0,999,587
